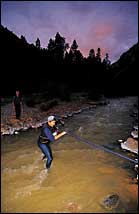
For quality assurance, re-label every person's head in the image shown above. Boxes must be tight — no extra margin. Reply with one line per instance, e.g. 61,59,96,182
16,90,20,97
47,115,56,127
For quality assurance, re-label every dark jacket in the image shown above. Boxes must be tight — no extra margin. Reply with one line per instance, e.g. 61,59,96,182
39,123,58,144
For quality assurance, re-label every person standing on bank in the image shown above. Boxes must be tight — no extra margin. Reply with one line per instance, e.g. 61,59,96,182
38,116,67,170
12,90,23,120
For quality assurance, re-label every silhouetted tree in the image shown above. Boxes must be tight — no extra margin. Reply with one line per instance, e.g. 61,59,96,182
47,38,55,63
71,39,78,51
89,49,95,58
69,40,81,63
96,48,101,63
55,32,65,47
20,35,27,43
74,50,84,63
35,37,41,49
54,32,66,63
47,38,55,51
103,53,111,68
64,43,70,57
47,32,67,64
87,49,96,64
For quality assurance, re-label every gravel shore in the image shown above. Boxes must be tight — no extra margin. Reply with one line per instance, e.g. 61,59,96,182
1,93,105,135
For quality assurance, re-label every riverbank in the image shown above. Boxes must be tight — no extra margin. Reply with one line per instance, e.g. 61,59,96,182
1,92,107,135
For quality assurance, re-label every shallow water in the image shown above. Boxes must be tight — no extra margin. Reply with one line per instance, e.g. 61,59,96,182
1,96,138,213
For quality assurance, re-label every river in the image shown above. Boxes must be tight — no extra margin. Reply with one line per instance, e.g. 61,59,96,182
1,96,138,213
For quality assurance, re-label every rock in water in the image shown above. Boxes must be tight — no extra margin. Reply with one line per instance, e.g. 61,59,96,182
78,126,83,133
101,193,120,210
67,202,81,212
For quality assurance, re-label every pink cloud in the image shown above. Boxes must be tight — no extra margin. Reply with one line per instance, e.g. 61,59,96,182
94,24,113,38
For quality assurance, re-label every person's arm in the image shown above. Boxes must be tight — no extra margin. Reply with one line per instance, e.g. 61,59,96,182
44,127,66,142
54,131,67,140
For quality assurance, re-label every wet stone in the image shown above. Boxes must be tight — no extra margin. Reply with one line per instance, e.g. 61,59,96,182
100,193,120,210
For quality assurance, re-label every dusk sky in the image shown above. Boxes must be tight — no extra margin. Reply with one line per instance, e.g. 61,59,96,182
1,1,138,63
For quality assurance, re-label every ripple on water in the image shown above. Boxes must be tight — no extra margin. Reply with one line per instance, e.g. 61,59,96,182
14,169,48,198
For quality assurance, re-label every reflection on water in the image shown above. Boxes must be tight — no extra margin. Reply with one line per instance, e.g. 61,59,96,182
1,97,138,213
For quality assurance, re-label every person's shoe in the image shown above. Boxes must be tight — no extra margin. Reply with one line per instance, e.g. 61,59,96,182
42,155,46,160
46,162,53,170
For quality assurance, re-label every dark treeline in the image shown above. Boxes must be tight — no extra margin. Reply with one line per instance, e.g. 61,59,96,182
1,25,138,99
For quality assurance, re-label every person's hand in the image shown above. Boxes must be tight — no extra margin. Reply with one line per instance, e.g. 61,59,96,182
62,131,67,135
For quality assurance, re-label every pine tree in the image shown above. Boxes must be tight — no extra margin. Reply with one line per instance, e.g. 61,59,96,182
35,38,41,49
87,49,96,63
20,35,27,43
103,53,111,66
89,49,95,58
47,38,55,51
96,48,101,63
71,40,78,52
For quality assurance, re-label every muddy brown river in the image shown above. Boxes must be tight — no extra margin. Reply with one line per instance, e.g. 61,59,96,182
1,96,138,213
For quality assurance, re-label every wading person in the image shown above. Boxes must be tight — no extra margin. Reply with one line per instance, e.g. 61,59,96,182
12,90,23,120
37,116,67,170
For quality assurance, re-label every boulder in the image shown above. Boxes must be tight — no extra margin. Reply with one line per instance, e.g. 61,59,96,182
121,137,138,154
131,130,138,139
